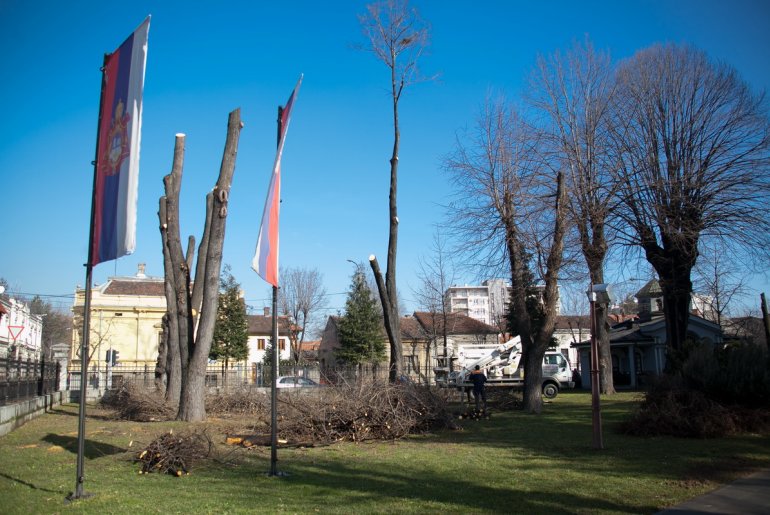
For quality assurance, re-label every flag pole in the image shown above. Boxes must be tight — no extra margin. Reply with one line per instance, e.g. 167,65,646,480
68,54,110,503
269,105,284,477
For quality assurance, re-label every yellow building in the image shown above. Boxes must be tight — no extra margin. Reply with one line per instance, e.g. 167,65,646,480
70,264,166,375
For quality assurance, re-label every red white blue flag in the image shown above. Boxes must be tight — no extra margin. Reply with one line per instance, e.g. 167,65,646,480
252,76,303,287
90,17,150,266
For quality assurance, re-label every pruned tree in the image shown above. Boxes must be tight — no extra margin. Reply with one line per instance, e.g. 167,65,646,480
444,97,568,414
358,0,431,382
277,266,328,367
158,109,242,421
528,38,619,393
609,44,770,365
413,228,456,371
210,265,249,380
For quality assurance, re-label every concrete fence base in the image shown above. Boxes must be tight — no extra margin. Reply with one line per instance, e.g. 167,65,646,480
0,391,77,437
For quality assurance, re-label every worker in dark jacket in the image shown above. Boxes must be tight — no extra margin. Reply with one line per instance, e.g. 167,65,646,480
469,365,487,413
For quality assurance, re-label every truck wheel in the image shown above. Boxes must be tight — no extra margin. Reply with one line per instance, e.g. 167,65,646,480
542,382,559,399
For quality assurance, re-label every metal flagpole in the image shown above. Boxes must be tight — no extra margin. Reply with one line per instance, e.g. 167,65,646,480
68,53,110,502
269,285,279,475
268,105,284,477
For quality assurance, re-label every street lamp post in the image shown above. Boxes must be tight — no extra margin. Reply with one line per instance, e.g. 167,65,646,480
587,283,613,450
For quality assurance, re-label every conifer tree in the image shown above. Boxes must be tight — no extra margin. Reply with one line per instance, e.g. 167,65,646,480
210,265,249,371
337,267,385,366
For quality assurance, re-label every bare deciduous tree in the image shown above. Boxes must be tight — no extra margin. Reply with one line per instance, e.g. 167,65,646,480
158,109,242,422
444,97,568,414
610,44,770,363
413,228,456,371
358,0,432,382
528,39,619,393
693,242,750,326
277,266,328,367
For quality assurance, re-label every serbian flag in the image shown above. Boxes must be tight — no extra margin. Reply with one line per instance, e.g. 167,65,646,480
252,76,303,287
90,17,150,266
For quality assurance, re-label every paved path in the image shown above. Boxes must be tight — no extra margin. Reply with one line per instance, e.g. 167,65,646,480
656,468,770,514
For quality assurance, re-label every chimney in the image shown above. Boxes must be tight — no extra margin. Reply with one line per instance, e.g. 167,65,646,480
263,307,270,317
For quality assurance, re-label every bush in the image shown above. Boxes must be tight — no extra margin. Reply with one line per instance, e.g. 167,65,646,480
620,375,738,438
682,342,770,407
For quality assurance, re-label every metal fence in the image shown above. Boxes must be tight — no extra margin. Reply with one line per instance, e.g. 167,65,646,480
0,356,61,406
66,361,441,392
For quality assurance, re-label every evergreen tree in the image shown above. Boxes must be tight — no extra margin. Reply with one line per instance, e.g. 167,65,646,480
210,265,249,369
336,267,385,366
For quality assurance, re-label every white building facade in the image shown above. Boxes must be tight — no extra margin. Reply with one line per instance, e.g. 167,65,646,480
0,297,43,360
447,279,559,330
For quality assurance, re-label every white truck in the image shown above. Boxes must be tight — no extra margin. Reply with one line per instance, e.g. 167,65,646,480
434,337,574,399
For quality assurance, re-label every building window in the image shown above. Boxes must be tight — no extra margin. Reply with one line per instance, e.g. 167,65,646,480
279,339,286,351
257,338,266,350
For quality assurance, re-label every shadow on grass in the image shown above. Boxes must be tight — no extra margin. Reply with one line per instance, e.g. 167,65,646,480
42,433,126,459
211,455,660,513
0,471,63,494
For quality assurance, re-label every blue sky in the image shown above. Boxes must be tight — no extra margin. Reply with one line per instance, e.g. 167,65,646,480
1,0,769,316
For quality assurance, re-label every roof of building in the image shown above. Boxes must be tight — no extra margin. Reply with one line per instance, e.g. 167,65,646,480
400,316,428,340
300,340,321,351
553,315,590,331
635,279,662,299
247,314,292,334
412,311,499,335
102,278,166,297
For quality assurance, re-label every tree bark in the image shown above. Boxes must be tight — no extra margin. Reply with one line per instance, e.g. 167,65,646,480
159,110,242,422
369,255,403,381
523,172,568,413
178,109,242,422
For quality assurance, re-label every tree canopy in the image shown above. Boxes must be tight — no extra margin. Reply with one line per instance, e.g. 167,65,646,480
209,265,249,366
336,267,386,366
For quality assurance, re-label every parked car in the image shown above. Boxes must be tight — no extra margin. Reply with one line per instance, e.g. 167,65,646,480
275,376,320,388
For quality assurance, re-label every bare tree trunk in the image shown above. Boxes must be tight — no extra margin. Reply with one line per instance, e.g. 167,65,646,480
370,255,403,381
522,172,568,413
159,110,242,422
158,137,189,407
761,293,770,352
360,0,431,383
178,109,242,422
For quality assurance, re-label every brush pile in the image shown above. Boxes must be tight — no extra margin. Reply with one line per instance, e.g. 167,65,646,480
209,380,458,445
135,430,213,476
100,383,174,422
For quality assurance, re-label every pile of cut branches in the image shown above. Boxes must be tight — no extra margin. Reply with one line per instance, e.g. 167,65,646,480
620,374,770,438
100,383,174,422
210,380,457,445
135,430,213,476
206,388,269,417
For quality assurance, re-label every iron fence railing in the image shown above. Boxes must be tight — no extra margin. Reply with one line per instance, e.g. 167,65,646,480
66,361,441,392
0,356,60,406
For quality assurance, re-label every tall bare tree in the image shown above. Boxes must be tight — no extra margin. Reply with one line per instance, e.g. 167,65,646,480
413,228,456,371
358,0,431,382
528,39,619,393
277,266,328,366
158,109,242,422
610,44,770,363
444,97,568,413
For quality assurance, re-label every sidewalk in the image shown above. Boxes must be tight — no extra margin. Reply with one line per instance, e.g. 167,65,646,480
656,468,770,514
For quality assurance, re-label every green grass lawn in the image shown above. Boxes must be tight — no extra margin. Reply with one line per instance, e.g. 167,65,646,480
1,391,768,514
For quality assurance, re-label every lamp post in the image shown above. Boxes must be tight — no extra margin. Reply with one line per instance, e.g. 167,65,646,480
587,283,613,450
